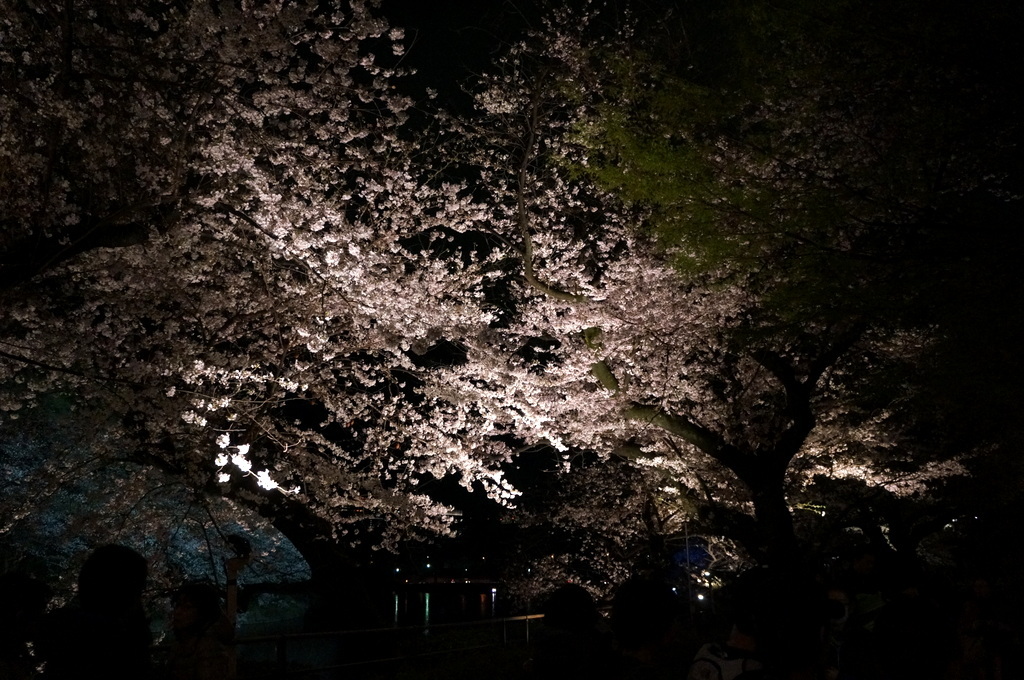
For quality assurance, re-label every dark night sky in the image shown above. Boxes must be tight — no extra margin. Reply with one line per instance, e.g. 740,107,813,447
380,0,539,97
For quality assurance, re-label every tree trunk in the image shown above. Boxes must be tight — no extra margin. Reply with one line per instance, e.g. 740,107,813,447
750,477,798,566
268,513,389,630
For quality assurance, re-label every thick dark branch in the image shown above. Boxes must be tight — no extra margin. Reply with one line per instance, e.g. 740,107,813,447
36,200,162,274
625,403,756,480
584,329,619,391
0,200,167,289
61,0,74,88
754,323,866,469
590,359,620,391
753,349,806,414
749,349,817,471
0,346,130,384
625,404,718,451
807,322,866,388
214,202,280,242
515,90,588,303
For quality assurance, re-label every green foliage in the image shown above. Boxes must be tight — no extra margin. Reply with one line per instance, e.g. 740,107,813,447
571,53,741,271
571,0,1022,327
543,0,1024,561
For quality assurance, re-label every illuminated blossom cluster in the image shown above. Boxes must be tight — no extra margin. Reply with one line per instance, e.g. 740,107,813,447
0,0,978,564
406,9,973,559
0,0,505,549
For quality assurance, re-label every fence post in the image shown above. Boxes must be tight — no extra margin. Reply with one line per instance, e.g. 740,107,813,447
276,634,288,677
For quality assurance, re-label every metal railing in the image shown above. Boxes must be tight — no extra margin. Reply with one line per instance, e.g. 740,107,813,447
235,614,544,679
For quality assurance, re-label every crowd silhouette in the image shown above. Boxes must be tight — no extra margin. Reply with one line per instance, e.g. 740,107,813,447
32,544,152,679
1,543,247,680
525,548,1021,680
1,542,1021,679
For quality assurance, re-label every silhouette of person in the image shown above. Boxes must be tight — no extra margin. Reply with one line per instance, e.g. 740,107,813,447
36,544,153,679
611,577,685,679
0,571,51,680
954,577,1013,680
531,583,614,679
168,582,234,680
872,560,951,680
836,547,889,679
686,623,769,680
821,585,850,680
686,570,771,680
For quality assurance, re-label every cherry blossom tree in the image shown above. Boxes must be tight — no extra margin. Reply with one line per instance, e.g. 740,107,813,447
0,0,522,573
2,0,1019,581
414,1,1019,565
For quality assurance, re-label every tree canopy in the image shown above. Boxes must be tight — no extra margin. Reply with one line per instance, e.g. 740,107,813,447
2,0,1021,584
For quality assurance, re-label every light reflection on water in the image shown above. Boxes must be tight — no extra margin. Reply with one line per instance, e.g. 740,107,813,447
391,585,499,627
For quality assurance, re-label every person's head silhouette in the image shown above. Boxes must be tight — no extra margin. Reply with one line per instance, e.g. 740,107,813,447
77,544,147,615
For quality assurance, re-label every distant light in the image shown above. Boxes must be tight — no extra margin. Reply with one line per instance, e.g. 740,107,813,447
426,563,431,568
491,588,497,593
395,568,400,573
697,594,705,601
